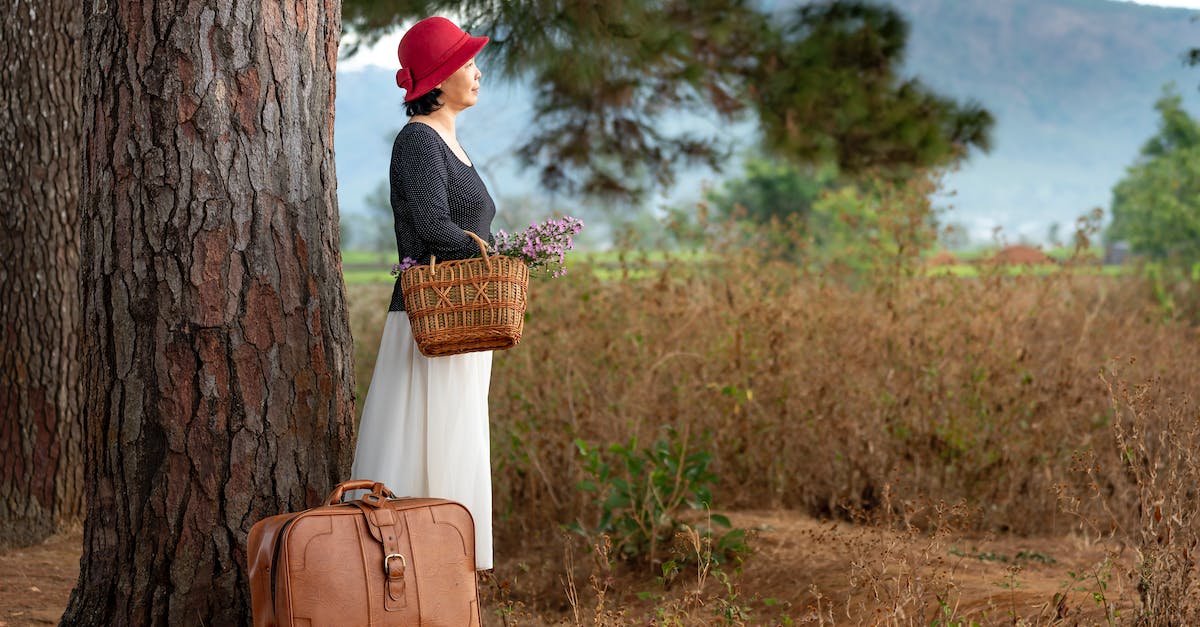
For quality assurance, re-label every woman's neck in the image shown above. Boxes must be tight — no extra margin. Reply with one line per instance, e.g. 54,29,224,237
414,108,459,137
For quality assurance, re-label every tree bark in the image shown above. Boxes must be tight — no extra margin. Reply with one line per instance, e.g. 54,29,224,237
63,1,354,624
0,1,85,547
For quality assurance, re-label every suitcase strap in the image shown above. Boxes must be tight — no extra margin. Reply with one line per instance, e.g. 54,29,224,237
354,500,409,609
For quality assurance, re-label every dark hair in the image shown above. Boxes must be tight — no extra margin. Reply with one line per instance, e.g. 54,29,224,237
405,88,444,117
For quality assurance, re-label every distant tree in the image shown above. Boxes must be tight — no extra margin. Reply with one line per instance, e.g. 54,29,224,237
753,2,993,177
703,154,941,272
362,181,398,254
339,212,359,251
0,0,84,548
1108,87,1200,265
342,1,993,201
1186,44,1200,77
706,157,838,225
803,174,941,275
62,1,354,623
1047,222,1062,249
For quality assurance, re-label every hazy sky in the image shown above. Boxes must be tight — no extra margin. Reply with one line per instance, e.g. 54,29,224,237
1120,0,1200,7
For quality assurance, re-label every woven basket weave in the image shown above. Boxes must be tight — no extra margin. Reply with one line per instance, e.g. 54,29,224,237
400,231,529,357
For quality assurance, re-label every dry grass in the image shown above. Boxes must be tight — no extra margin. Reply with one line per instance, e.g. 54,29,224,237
347,248,1199,624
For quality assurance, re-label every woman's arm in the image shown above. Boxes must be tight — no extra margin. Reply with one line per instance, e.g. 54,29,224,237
394,131,478,259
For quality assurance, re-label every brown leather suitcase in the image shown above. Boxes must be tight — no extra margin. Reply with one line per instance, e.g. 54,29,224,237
247,480,480,626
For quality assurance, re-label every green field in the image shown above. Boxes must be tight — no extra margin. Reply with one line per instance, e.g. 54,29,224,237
340,246,1129,284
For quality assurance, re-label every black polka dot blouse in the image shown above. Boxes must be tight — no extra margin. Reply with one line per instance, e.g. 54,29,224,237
387,122,497,312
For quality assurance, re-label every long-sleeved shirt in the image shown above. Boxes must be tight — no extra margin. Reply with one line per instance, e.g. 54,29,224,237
387,122,497,312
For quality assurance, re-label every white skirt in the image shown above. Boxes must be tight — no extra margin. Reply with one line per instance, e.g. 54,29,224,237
350,311,494,570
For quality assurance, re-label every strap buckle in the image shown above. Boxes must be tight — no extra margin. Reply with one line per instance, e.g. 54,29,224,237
384,553,407,579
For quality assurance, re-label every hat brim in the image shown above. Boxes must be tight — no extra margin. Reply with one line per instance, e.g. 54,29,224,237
404,35,489,103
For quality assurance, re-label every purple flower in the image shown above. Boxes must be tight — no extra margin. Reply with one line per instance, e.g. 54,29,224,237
390,256,419,277
492,215,584,278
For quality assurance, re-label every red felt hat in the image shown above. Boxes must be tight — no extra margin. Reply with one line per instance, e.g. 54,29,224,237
395,17,489,103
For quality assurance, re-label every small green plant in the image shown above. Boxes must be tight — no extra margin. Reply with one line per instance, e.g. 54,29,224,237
711,568,752,624
931,595,981,627
667,523,753,626
1063,557,1119,626
570,426,748,568
478,570,525,626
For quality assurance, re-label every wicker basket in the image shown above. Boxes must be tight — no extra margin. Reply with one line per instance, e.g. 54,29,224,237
400,231,529,357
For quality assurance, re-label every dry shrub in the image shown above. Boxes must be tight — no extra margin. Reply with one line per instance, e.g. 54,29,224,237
834,495,975,624
557,529,752,626
1064,367,1200,624
482,258,1197,545
342,204,1200,620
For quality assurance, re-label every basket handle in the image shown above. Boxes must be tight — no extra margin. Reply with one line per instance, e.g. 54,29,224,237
429,230,492,275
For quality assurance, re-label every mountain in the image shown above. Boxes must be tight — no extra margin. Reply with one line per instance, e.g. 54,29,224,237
887,0,1200,241
333,0,1200,244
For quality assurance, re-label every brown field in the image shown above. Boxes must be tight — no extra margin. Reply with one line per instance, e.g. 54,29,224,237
4,251,1197,625
369,252,1197,624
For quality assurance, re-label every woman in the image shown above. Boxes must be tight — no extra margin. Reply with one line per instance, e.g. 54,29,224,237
350,16,497,571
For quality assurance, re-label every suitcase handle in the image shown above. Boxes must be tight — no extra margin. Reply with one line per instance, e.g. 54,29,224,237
324,480,395,506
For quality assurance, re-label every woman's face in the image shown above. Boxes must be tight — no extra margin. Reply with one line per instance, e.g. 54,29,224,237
438,58,482,111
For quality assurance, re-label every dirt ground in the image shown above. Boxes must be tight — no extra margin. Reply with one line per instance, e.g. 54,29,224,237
720,512,1123,623
0,512,1128,626
0,530,80,626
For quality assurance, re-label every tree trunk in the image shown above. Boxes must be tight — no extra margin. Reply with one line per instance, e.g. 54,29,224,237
63,1,354,624
0,1,85,547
